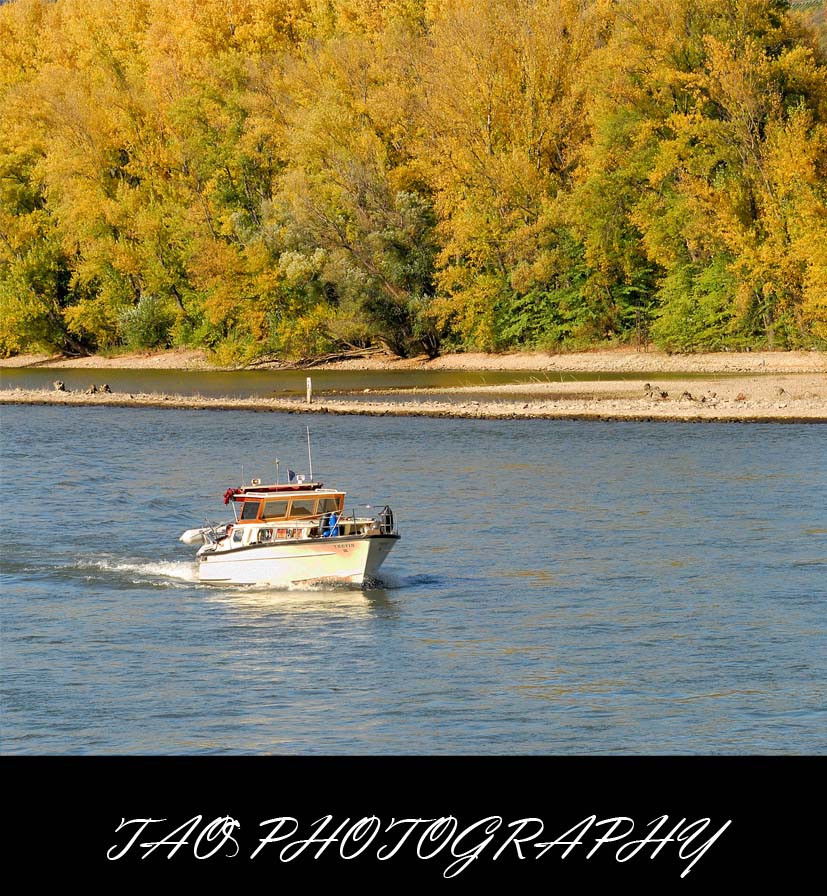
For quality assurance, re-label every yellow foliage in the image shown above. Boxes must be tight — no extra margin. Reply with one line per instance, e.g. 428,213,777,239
273,302,332,357
62,293,122,346
2,0,826,356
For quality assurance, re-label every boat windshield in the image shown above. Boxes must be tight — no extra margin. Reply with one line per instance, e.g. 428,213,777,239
318,497,341,514
289,499,316,519
262,499,289,520
240,501,261,521
231,492,343,522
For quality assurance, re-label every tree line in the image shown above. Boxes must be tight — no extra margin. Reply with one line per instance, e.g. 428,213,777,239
1,0,826,361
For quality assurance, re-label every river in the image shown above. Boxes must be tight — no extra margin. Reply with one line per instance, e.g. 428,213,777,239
1,403,825,753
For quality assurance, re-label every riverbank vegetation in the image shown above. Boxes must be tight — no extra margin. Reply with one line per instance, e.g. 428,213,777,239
1,0,826,361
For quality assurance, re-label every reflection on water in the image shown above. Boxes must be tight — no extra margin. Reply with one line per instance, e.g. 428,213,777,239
0,365,749,400
204,587,397,618
501,569,561,586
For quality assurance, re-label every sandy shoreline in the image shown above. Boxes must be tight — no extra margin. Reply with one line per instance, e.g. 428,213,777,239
2,374,825,422
2,346,825,374
3,347,824,422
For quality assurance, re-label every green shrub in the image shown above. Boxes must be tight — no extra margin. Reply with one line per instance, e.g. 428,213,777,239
117,294,175,350
651,260,737,351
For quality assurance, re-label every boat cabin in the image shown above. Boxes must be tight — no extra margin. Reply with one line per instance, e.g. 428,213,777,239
229,484,344,525
217,481,373,548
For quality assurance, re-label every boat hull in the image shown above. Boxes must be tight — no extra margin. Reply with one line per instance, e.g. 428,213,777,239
197,535,399,587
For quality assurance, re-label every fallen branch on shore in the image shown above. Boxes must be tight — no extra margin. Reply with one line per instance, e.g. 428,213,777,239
243,346,389,370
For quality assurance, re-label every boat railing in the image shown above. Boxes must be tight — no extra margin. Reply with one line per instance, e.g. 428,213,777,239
232,506,396,532
211,507,396,543
378,505,395,535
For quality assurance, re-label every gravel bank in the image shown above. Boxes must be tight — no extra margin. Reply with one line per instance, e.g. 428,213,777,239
2,379,825,423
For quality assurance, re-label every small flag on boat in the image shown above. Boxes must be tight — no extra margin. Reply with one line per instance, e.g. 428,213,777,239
287,469,296,482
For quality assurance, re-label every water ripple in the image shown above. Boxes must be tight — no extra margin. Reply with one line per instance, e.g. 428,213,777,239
1,407,826,754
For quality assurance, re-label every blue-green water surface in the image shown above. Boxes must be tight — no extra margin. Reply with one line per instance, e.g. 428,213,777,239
1,405,825,754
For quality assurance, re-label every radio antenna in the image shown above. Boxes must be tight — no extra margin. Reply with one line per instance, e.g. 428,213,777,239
306,426,313,481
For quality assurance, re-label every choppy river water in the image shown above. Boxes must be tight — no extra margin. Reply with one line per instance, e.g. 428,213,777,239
1,403,825,753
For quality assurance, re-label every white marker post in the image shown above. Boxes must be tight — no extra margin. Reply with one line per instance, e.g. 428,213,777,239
306,376,312,404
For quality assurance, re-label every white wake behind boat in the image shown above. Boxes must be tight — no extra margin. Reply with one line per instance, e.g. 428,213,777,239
180,472,399,588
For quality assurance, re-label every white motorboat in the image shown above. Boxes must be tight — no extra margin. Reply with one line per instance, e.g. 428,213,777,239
180,473,399,587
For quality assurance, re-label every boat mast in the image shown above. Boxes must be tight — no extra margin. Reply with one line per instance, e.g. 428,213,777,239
306,426,313,481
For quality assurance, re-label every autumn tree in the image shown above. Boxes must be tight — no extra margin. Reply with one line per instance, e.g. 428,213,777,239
576,0,827,349
417,0,612,349
1,0,825,359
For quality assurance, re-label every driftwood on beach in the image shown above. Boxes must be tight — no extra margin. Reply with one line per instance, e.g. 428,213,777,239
243,346,387,370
